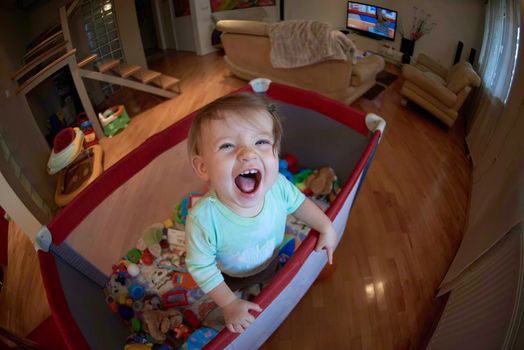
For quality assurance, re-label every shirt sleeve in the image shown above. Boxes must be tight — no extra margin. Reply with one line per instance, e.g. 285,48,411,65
275,173,306,214
185,215,224,293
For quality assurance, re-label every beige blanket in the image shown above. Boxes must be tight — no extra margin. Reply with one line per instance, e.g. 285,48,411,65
268,20,356,68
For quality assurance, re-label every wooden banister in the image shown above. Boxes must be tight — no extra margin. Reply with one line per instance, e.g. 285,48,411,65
12,41,68,82
23,31,63,62
16,49,77,95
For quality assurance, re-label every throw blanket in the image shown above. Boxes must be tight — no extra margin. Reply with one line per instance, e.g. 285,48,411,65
268,20,357,68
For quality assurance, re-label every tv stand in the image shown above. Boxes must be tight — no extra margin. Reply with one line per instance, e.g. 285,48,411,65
366,44,404,67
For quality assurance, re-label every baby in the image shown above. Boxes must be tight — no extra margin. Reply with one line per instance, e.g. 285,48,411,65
185,93,337,334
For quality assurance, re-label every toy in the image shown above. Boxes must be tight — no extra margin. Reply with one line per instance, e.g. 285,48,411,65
162,289,188,308
305,167,338,196
140,249,154,265
183,309,201,329
181,327,218,350
278,233,302,265
174,324,192,341
129,284,146,300
76,112,98,148
98,105,130,137
172,272,198,289
283,154,299,173
167,229,186,254
278,159,294,182
127,248,142,263
127,263,141,277
173,192,204,225
142,309,183,342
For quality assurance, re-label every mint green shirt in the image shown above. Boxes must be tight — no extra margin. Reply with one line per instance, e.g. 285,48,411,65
185,174,305,293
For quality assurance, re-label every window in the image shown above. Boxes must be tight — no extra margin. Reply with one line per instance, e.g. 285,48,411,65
478,0,521,104
81,0,124,95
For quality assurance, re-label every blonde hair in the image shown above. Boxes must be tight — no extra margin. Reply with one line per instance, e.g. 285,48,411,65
187,93,283,156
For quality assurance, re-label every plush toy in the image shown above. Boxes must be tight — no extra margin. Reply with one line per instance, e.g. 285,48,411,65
305,167,338,196
142,308,183,342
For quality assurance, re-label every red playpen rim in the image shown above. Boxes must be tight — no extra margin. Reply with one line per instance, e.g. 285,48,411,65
39,82,378,349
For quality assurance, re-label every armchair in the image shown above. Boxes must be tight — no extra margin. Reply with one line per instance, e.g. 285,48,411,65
400,54,481,127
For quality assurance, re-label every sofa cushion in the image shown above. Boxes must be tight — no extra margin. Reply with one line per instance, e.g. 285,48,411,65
217,20,268,36
351,55,385,86
446,62,481,93
423,71,446,85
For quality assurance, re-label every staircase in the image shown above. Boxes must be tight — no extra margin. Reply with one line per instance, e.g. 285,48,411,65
77,56,181,99
12,2,181,100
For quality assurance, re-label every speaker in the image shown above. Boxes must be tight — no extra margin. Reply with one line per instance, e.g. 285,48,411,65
468,48,477,65
454,41,464,64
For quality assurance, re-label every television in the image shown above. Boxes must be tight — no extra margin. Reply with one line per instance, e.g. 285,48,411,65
346,1,398,41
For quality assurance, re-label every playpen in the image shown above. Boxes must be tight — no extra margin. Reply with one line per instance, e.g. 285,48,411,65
36,81,385,349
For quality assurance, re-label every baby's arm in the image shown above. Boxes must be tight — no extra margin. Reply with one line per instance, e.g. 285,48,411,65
208,282,262,333
293,198,337,264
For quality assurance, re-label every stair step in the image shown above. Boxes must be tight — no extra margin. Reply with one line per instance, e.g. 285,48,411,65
77,54,97,68
111,63,142,78
131,69,161,84
96,58,120,73
151,74,181,92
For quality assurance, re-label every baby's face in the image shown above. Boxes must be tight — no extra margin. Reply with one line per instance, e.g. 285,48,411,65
192,111,279,217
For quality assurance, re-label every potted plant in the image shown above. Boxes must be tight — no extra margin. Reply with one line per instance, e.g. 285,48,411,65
399,7,437,63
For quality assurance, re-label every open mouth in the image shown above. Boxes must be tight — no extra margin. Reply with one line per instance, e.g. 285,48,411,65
234,169,261,194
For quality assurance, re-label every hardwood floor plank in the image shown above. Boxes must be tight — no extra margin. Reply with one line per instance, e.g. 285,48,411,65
3,51,470,349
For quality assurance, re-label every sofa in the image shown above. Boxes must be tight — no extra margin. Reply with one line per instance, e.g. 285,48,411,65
400,54,481,127
216,20,385,104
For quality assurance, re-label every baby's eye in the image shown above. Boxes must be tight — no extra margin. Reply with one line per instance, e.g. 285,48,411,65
255,139,272,146
219,143,234,150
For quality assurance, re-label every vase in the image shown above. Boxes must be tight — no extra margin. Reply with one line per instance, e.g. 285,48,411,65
400,37,415,64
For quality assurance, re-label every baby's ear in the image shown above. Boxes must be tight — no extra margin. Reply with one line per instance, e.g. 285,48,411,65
191,155,209,181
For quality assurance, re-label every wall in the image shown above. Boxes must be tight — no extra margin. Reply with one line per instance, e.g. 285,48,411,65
153,0,177,49
0,7,54,225
170,0,196,52
285,0,485,68
114,0,148,67
191,0,280,55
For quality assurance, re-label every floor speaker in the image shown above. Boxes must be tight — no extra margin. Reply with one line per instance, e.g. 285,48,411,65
454,41,464,64
469,48,477,65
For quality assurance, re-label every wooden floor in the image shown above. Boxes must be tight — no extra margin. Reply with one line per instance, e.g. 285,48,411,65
0,50,471,349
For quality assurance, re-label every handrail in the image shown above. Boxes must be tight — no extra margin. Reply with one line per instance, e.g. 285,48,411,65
77,54,97,68
66,0,81,16
16,49,77,95
23,31,63,62
12,41,68,82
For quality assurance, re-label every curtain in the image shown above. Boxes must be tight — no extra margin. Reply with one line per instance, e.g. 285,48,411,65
441,0,523,288
466,0,520,167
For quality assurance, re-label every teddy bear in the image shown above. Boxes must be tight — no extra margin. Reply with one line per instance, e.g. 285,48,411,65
142,308,183,342
305,167,338,196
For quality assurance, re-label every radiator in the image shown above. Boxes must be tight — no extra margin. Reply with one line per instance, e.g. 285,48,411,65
428,223,524,350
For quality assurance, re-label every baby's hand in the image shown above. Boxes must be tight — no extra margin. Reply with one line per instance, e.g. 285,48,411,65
223,298,262,333
315,226,337,264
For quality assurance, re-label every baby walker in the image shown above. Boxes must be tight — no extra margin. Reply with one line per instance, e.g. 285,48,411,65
47,126,104,207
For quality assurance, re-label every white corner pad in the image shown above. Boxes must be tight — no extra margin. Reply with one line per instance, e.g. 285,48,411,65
365,113,386,143
35,226,52,252
249,78,272,93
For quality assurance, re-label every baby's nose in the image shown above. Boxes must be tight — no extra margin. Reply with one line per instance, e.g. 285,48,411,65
238,146,257,162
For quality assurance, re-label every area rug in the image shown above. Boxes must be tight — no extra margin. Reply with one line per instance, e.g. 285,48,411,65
376,70,398,86
362,84,386,100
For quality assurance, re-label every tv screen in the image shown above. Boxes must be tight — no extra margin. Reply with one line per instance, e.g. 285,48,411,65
346,1,398,41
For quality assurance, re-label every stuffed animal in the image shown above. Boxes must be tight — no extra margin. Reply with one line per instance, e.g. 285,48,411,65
305,167,338,196
142,308,183,342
